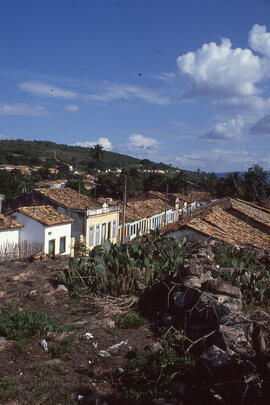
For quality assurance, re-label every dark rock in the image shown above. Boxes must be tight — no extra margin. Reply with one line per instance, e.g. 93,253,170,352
202,279,241,299
201,345,232,370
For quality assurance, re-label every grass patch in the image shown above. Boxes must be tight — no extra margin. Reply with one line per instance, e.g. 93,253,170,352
0,376,19,401
120,348,196,401
114,310,146,329
0,303,57,341
50,335,75,357
38,362,68,377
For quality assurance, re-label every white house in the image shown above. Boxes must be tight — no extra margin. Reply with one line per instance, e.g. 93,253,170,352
9,205,73,255
0,214,22,259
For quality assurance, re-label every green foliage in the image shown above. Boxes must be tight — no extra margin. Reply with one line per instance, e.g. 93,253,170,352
50,335,75,357
0,170,35,199
114,310,146,329
0,303,57,340
214,243,270,307
120,348,196,400
0,377,19,401
59,232,188,296
243,164,268,202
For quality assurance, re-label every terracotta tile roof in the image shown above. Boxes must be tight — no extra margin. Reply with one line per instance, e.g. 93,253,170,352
187,206,270,250
16,205,74,226
230,198,270,228
189,191,215,202
0,214,23,230
119,198,173,224
162,197,270,250
34,187,100,210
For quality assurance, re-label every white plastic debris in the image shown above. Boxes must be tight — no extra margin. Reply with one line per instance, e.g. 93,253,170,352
98,350,111,357
92,342,98,348
88,360,92,364
40,339,48,351
98,340,129,357
107,340,128,351
77,394,84,400
85,332,94,339
118,367,124,373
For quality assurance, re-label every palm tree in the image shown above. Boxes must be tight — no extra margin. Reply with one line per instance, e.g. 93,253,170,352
91,144,103,164
223,172,243,198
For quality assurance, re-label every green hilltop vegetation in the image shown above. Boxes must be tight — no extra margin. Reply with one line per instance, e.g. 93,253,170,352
1,139,269,202
0,139,169,172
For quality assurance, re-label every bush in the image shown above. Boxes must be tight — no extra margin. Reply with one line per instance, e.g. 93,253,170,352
59,232,188,296
114,310,146,329
0,303,57,341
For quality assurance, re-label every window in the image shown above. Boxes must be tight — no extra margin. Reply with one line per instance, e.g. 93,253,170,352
101,223,106,243
60,236,66,253
107,221,111,240
48,239,55,255
96,224,100,245
112,220,116,238
89,226,94,247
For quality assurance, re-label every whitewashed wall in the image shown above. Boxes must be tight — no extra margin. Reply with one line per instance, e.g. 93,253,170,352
44,223,71,254
0,228,19,249
13,212,72,255
15,212,45,246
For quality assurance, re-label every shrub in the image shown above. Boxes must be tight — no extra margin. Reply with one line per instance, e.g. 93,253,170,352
59,232,188,296
0,303,57,341
114,310,146,329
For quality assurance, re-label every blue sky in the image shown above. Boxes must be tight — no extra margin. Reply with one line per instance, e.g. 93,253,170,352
1,0,270,172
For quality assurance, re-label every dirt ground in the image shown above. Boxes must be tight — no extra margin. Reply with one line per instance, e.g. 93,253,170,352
0,256,157,405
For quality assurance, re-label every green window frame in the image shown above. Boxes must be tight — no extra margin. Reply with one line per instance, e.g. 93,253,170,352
59,236,66,253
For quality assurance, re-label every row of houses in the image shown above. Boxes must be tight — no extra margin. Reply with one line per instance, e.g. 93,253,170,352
1,188,209,259
162,197,270,251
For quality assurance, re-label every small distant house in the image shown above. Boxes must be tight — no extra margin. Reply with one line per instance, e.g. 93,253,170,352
43,179,67,189
9,205,73,255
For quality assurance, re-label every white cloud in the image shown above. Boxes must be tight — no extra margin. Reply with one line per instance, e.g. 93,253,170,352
85,83,170,105
74,137,112,151
249,24,270,58
175,148,256,172
127,134,161,150
64,104,79,112
18,81,78,99
0,102,47,116
177,34,263,99
202,116,244,141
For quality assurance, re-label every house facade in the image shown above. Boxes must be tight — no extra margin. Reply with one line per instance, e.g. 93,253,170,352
9,205,73,255
3,188,120,251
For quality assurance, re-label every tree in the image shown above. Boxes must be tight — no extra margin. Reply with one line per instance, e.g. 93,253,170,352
220,172,244,198
91,144,103,163
243,164,268,202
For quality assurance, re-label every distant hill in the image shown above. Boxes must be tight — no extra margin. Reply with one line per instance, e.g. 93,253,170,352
0,139,172,172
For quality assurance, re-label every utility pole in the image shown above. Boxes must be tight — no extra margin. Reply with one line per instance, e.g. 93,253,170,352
164,183,169,225
122,174,127,243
